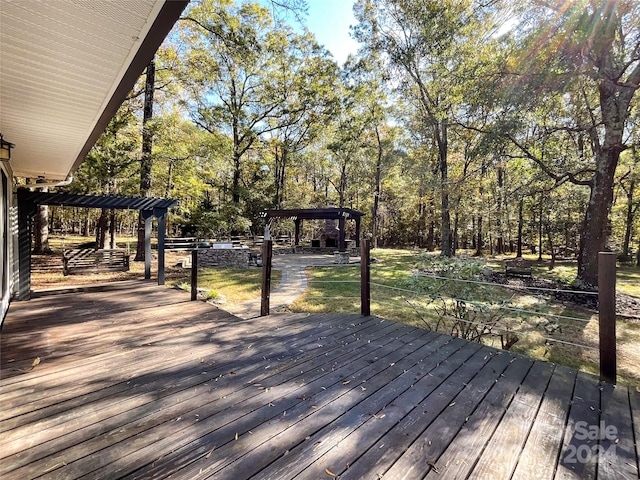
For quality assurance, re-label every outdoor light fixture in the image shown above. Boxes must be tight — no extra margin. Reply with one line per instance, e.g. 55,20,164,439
0,134,15,162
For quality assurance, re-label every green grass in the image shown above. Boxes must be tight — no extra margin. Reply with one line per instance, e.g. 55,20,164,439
171,268,281,304
291,248,640,389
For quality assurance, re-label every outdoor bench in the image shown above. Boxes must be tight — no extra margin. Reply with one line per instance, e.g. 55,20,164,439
504,257,533,277
63,248,130,275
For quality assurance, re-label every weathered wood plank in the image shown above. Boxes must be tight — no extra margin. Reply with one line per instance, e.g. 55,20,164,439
0,308,325,417
468,360,556,479
1,315,396,471
319,349,513,480
422,355,534,479
511,365,577,480
1,284,637,480
630,388,640,477
598,383,638,479
205,335,469,480
381,350,519,480
338,344,495,480
554,371,601,480
37,329,436,479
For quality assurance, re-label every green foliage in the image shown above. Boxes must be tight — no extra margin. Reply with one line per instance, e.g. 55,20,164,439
180,199,251,238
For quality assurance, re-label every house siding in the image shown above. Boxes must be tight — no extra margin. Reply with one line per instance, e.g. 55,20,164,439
1,161,15,327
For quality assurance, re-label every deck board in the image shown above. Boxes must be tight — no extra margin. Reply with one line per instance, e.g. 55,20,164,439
1,283,637,479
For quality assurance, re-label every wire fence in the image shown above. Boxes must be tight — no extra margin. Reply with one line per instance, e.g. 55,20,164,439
304,268,601,356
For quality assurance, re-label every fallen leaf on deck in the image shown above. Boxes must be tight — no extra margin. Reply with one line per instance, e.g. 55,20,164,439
205,447,216,459
32,357,41,368
325,468,337,477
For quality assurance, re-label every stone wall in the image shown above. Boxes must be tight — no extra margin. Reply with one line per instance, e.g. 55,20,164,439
198,248,251,268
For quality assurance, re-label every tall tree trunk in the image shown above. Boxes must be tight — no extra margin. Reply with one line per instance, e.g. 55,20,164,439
517,198,524,257
109,209,116,249
538,199,543,261
426,196,435,251
83,208,90,237
96,208,108,249
371,127,383,249
576,13,639,286
439,120,453,256
577,147,619,288
545,219,556,270
622,179,635,259
496,165,504,254
135,59,155,261
475,215,483,256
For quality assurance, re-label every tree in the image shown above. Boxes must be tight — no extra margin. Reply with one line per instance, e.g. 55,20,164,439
353,0,498,256
135,59,156,261
181,1,291,206
497,0,640,287
72,107,139,248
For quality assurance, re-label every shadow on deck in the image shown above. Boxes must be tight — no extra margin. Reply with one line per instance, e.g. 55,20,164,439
1,283,638,479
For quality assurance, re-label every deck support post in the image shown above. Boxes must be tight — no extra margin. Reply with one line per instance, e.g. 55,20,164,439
191,249,198,301
261,240,273,316
142,211,153,280
361,239,371,316
598,251,617,384
155,208,167,285
17,192,36,300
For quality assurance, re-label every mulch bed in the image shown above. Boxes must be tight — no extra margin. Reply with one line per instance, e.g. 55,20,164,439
483,272,640,319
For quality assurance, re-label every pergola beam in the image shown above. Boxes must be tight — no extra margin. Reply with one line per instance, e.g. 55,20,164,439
16,189,177,299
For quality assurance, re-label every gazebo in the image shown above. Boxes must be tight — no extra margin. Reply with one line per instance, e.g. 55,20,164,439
262,207,364,252
17,189,177,300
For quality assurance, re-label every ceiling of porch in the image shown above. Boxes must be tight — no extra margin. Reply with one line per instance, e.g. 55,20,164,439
0,0,188,180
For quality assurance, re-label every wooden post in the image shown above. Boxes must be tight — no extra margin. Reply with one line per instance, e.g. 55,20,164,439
598,251,617,384
143,211,153,280
191,249,198,301
157,211,166,285
338,215,346,252
361,239,371,316
261,240,273,316
294,218,300,246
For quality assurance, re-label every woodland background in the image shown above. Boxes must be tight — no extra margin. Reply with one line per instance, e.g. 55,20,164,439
26,0,640,289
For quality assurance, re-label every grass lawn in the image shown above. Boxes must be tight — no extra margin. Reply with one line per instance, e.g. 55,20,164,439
31,234,279,307
292,248,640,389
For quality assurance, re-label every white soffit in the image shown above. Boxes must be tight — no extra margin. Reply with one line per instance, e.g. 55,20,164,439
0,0,185,180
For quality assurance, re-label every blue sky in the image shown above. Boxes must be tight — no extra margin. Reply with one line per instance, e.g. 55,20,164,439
304,0,360,65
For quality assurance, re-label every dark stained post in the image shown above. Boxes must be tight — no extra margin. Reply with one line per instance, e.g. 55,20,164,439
355,217,361,248
260,240,273,316
361,239,371,316
191,249,198,301
294,218,300,246
338,214,346,252
156,209,166,285
17,194,36,300
142,211,153,280
598,252,617,384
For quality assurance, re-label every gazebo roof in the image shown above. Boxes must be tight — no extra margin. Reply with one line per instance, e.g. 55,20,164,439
263,207,364,221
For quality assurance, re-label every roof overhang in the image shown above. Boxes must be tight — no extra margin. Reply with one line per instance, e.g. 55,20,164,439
0,0,189,180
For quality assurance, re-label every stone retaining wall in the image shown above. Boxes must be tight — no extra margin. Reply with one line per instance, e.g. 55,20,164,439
199,248,251,268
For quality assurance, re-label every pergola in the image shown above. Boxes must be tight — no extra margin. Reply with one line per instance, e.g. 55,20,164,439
17,189,177,300
262,208,365,252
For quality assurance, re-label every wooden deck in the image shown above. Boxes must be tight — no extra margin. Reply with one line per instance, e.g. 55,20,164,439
1,283,638,479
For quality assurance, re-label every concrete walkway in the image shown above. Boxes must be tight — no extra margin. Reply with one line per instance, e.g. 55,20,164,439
223,253,360,319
